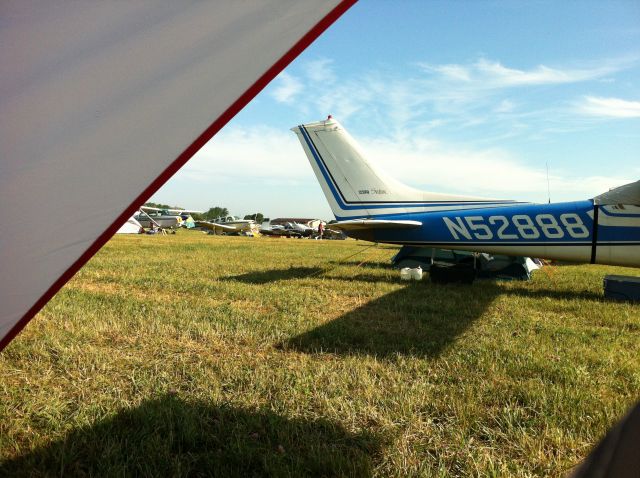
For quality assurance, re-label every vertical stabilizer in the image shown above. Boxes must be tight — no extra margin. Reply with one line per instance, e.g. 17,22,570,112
292,117,513,219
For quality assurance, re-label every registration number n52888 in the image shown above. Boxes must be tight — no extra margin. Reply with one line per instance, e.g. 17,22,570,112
443,213,590,241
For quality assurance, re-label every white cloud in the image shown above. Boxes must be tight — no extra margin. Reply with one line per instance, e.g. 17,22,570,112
304,58,336,84
359,134,631,202
422,58,622,88
578,96,640,118
312,77,378,121
278,56,637,140
270,72,303,103
177,125,311,181
494,99,516,113
174,124,631,205
426,64,471,82
476,59,589,86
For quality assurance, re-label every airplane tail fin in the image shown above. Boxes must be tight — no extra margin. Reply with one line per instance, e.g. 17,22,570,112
291,117,512,219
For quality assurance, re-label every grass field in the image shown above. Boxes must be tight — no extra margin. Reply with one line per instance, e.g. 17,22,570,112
1,231,639,477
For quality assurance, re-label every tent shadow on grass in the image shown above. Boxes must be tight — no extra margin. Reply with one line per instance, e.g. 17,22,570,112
280,281,500,359
1,395,382,477
280,280,603,359
225,267,402,286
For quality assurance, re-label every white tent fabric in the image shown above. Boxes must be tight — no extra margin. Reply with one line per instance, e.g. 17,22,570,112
0,0,353,350
116,216,143,235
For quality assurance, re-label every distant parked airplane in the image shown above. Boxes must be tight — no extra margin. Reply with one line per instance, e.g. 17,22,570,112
135,206,202,229
292,117,640,268
197,216,259,235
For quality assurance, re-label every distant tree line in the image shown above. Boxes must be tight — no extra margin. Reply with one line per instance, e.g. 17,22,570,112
244,213,267,223
202,207,228,220
201,207,267,223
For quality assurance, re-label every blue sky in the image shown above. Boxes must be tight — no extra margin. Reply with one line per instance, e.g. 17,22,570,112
152,0,640,220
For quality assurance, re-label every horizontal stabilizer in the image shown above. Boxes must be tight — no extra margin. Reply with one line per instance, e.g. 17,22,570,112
330,219,422,231
594,180,640,205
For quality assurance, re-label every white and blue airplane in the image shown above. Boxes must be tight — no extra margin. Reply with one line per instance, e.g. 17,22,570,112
292,117,640,268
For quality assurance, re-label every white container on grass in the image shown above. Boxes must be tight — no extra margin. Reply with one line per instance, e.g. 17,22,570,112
400,267,412,280
410,266,423,280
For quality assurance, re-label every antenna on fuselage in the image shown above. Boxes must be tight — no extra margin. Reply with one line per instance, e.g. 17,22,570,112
546,162,551,204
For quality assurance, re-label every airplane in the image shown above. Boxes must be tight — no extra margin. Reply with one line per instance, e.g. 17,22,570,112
284,222,315,237
135,206,202,229
260,222,318,238
292,117,640,268
260,224,302,238
197,215,259,235
266,218,325,237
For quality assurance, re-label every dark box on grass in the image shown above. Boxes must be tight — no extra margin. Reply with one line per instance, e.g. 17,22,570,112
603,275,640,302
430,263,476,284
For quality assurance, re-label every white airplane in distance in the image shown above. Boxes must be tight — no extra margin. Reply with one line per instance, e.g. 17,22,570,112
285,222,315,237
136,206,203,229
197,216,259,235
292,117,640,268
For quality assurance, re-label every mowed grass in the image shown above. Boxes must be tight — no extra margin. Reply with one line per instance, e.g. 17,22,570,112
1,231,639,477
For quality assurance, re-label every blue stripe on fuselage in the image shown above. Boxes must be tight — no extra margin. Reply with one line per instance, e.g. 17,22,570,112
364,200,601,245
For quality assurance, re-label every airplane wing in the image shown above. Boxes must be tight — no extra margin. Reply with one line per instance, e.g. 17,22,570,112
170,209,203,214
330,219,423,231
594,180,640,205
196,222,237,232
160,208,204,214
141,207,203,214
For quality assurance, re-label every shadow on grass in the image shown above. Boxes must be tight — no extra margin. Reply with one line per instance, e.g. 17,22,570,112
281,280,604,359
222,267,323,284
503,284,603,302
325,271,403,284
224,267,399,286
1,395,381,477
328,260,392,269
281,281,500,359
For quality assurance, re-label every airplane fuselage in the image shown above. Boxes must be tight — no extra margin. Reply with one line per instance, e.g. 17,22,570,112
292,117,640,269
349,200,640,267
